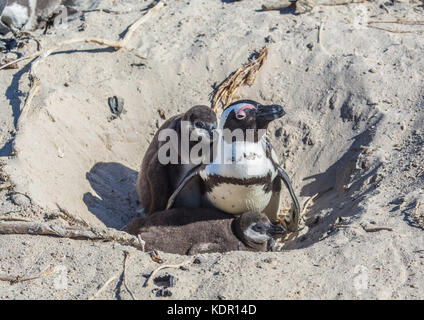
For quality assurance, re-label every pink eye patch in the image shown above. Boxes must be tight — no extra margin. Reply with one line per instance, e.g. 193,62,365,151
236,104,256,119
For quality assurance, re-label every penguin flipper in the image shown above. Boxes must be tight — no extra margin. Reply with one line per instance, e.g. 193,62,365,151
277,167,301,232
263,178,282,223
166,164,202,210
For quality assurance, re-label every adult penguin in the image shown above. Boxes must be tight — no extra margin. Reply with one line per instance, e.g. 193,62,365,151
166,100,301,232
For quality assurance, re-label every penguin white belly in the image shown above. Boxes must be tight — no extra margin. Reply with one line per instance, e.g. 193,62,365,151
199,139,277,214
206,183,272,214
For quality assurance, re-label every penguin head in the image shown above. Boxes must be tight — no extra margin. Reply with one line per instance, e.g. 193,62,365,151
182,105,218,143
220,100,285,135
234,212,285,248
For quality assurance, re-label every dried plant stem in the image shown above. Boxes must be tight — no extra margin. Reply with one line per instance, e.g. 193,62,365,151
82,9,134,14
321,0,367,5
368,25,422,34
367,18,424,34
334,224,394,232
334,224,361,230
414,202,424,230
0,216,32,222
89,275,118,300
0,267,56,284
301,193,319,216
0,52,39,71
55,203,90,228
0,181,14,190
122,251,137,300
143,260,192,287
0,221,144,250
368,19,424,25
211,46,268,113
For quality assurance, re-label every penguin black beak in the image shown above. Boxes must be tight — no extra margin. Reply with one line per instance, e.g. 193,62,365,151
256,104,286,122
266,223,286,237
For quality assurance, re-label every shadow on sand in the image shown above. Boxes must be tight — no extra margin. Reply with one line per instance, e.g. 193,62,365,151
83,162,139,230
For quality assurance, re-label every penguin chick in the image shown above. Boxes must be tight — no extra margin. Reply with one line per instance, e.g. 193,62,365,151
126,208,284,255
136,105,217,215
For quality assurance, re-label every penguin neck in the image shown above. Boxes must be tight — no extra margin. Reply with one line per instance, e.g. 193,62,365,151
231,218,267,251
221,129,266,144
213,133,268,166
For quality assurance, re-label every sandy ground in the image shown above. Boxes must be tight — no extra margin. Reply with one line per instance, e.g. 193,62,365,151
1,0,424,299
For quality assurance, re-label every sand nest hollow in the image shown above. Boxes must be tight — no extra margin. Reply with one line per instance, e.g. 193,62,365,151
3,43,385,245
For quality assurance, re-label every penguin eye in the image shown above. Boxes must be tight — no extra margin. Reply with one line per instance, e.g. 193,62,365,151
252,223,266,233
193,120,205,129
236,112,246,120
235,104,256,120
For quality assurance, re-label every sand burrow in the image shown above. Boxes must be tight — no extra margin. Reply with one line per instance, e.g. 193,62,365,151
3,49,385,240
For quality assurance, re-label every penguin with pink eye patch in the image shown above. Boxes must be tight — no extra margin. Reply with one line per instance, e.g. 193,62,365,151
167,100,301,233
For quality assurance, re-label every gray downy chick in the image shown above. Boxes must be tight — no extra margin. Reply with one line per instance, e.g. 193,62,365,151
127,208,285,255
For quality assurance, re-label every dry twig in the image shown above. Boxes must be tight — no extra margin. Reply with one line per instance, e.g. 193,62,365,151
89,275,118,300
334,224,361,230
0,52,40,71
368,19,424,25
0,221,144,250
301,187,333,216
122,251,137,300
150,250,165,264
82,8,134,14
0,216,32,222
143,260,192,287
137,235,145,252
55,203,90,228
0,267,56,284
321,0,367,5
333,224,394,232
301,193,319,217
210,47,268,113
0,182,14,190
368,25,422,34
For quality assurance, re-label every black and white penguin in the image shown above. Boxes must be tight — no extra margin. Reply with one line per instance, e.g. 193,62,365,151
126,208,284,255
136,105,217,215
167,100,301,232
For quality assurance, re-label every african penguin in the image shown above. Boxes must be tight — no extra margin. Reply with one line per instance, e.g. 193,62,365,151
126,208,285,255
167,100,301,232
136,105,217,214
